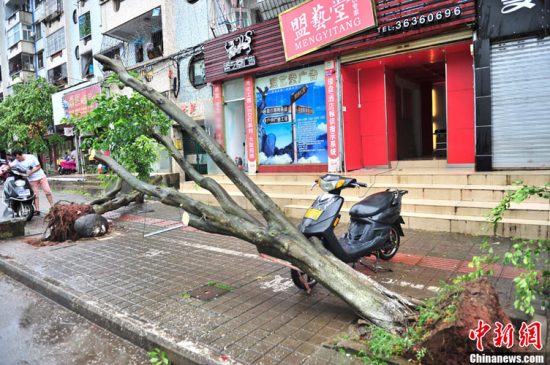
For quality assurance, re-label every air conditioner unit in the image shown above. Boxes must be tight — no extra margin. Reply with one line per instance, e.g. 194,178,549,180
29,31,36,38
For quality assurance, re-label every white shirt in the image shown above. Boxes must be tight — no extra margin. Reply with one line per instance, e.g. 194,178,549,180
12,154,47,182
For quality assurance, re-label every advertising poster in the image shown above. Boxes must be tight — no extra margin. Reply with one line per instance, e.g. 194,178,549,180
256,64,328,165
62,83,101,119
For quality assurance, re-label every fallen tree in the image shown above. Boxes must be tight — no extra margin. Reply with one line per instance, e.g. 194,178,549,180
88,54,417,332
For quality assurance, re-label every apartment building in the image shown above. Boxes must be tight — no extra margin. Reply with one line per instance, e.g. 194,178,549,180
0,0,102,97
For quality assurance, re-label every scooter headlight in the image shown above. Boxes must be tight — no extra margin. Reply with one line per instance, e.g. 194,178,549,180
319,179,338,192
14,180,26,187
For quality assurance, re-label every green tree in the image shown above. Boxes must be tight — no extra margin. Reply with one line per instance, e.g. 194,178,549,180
0,77,58,154
74,77,172,180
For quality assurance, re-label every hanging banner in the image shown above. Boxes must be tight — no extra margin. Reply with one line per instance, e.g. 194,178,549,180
244,76,257,174
212,83,225,147
325,60,340,172
279,0,377,61
256,64,328,165
62,83,101,119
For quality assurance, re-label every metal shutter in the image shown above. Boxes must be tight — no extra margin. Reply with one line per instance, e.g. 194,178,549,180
491,37,550,169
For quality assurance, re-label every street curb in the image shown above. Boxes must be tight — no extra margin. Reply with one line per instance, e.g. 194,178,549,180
0,258,240,365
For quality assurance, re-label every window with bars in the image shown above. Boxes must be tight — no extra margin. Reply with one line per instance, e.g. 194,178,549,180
47,28,66,57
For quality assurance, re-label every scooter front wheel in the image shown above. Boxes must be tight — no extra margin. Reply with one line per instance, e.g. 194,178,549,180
16,202,34,222
378,226,400,260
290,269,317,292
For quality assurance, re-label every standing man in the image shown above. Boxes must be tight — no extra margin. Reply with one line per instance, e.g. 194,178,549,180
10,149,54,215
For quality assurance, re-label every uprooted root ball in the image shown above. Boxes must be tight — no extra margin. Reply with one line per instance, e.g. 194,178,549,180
43,203,94,242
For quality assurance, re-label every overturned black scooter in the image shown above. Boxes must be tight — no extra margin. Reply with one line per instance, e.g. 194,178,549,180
290,174,407,291
0,159,35,221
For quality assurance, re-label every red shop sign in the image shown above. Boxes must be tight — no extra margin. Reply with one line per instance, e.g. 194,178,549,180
244,76,257,174
279,0,377,61
62,83,101,119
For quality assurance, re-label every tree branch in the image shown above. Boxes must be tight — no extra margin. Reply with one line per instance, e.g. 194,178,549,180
151,131,260,225
89,177,123,205
94,152,269,245
95,54,292,231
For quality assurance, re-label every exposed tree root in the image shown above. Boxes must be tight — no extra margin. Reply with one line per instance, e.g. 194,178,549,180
43,203,93,242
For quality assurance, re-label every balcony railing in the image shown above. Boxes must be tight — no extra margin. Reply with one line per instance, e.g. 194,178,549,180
208,0,304,38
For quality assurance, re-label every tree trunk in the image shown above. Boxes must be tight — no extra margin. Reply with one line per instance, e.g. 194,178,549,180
93,54,419,332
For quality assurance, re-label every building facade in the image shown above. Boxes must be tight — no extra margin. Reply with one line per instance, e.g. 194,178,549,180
203,0,477,174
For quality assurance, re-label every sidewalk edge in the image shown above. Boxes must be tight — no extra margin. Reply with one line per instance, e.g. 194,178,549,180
0,257,238,365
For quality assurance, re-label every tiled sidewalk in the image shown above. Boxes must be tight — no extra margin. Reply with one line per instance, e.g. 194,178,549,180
0,201,524,364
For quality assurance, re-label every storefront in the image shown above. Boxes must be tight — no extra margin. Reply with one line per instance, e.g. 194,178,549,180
203,0,476,173
475,0,550,170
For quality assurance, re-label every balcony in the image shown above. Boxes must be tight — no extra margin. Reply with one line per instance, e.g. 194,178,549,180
5,10,32,29
100,8,163,68
8,52,34,77
208,0,304,37
7,39,35,60
35,0,63,23
9,70,35,86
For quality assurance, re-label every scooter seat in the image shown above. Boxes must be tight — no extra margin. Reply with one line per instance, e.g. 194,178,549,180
349,191,394,218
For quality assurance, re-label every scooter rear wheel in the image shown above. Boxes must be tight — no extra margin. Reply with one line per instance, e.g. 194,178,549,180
378,226,400,260
290,269,317,291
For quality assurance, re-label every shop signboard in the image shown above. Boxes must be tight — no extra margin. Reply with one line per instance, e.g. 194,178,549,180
244,76,257,174
324,60,339,172
224,31,257,73
212,83,225,146
478,0,550,39
256,64,328,165
279,0,377,61
62,83,101,119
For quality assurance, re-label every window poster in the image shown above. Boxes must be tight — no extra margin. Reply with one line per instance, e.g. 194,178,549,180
256,64,328,165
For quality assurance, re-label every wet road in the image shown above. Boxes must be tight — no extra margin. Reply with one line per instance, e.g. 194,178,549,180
0,274,150,365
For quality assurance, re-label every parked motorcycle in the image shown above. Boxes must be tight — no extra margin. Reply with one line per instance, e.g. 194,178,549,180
291,174,407,291
0,159,35,221
58,159,77,175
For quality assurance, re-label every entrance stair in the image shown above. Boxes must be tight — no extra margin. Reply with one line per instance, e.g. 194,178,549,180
180,169,550,240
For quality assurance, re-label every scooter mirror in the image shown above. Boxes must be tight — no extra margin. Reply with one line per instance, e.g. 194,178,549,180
310,180,318,191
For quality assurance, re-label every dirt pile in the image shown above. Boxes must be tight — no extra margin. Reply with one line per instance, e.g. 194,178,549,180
419,278,520,365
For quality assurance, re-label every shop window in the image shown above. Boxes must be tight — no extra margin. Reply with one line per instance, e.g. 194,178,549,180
189,55,205,89
78,12,91,40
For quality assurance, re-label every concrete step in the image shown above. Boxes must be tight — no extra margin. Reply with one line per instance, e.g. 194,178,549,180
204,171,550,187
283,205,549,240
181,180,549,203
179,188,549,222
